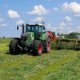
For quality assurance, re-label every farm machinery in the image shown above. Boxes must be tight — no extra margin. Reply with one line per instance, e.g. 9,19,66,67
9,23,55,55
75,40,80,50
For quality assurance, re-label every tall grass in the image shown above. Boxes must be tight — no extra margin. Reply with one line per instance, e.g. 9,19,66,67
51,39,79,50
0,38,80,80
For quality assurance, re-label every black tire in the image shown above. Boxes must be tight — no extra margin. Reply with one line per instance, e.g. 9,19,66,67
9,39,21,54
32,40,43,55
42,40,51,53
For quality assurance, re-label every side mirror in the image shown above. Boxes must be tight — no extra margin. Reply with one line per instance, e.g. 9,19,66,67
43,27,45,30
17,26,19,30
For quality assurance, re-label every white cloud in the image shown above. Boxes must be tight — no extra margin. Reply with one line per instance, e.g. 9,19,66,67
31,17,44,23
8,10,20,18
63,2,80,13
63,2,69,10
69,2,80,13
28,5,48,15
16,20,24,25
65,16,72,22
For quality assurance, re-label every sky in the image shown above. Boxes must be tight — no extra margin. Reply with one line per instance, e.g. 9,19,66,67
0,0,80,37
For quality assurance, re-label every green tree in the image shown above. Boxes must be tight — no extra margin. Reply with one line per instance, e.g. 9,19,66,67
68,32,78,39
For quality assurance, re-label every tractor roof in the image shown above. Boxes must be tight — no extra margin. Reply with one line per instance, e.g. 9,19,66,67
26,24,44,27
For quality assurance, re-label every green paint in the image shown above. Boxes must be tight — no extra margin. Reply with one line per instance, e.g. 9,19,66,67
40,32,47,40
22,32,47,46
24,32,34,45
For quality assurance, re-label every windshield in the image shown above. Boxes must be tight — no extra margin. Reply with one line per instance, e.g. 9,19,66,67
24,25,45,32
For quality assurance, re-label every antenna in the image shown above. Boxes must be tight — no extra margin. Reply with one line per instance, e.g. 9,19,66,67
42,21,44,25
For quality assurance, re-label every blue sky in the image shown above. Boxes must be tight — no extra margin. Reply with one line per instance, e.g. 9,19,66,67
0,0,80,37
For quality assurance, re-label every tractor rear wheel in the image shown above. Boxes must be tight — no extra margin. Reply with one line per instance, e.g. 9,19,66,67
9,39,21,54
43,40,51,53
32,40,43,55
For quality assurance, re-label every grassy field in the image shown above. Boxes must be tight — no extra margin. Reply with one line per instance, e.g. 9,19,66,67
0,38,80,80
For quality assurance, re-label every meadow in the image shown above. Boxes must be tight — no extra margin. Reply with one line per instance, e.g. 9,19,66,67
0,38,80,80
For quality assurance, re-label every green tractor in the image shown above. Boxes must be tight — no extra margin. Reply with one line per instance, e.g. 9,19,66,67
9,24,51,55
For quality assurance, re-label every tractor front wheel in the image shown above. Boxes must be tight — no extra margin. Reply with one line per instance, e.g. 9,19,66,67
32,40,43,55
9,39,21,54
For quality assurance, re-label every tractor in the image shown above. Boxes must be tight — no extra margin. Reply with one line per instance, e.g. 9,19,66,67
9,24,51,55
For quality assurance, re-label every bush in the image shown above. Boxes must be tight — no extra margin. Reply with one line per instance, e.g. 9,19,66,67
66,42,75,50
56,42,66,50
56,42,76,50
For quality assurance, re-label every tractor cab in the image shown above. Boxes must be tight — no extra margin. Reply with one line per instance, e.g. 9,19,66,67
18,24,47,40
17,24,45,33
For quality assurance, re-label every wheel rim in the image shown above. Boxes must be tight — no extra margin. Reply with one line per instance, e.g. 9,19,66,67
47,41,51,52
38,44,42,54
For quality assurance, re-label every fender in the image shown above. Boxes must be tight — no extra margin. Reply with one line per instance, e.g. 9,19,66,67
14,38,21,43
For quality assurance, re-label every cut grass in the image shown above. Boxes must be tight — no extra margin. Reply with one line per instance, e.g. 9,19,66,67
0,39,80,80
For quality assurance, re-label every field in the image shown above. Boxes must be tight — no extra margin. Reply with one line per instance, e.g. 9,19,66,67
0,38,80,80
